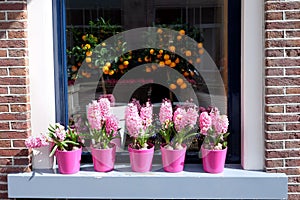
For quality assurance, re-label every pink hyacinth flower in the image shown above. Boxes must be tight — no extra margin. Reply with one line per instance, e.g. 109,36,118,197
98,98,111,119
159,99,173,125
106,114,119,137
199,112,212,135
173,107,186,132
87,100,102,130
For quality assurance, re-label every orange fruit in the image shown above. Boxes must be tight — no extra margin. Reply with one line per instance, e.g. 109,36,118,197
102,66,109,74
159,49,164,54
196,58,201,63
199,49,204,55
176,78,184,86
82,35,87,41
119,64,125,70
71,65,77,72
169,83,177,90
190,71,195,77
170,62,176,68
138,57,143,62
84,44,91,49
157,54,162,59
123,60,129,66
159,61,165,67
151,64,158,71
180,83,187,89
169,46,176,53
185,50,192,57
164,54,170,60
85,57,92,63
150,49,155,54
109,70,114,76
101,42,106,47
177,35,182,41
179,29,185,36
198,42,203,48
165,59,171,65
86,51,92,57
175,57,180,64
145,67,151,73
105,62,111,67
157,28,163,34
119,57,124,62
183,71,189,77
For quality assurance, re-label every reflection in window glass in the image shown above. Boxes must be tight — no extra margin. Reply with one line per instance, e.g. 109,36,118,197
66,0,228,161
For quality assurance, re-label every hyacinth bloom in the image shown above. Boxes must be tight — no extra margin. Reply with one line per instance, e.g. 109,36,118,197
86,98,120,149
25,135,49,148
125,100,154,149
173,106,198,133
159,99,173,125
199,106,229,150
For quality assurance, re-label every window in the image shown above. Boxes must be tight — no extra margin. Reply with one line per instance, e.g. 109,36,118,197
53,0,241,164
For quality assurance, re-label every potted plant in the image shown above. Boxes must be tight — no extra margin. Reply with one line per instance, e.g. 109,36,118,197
48,123,83,174
86,98,120,172
25,134,53,169
159,99,199,172
199,106,230,173
125,99,155,172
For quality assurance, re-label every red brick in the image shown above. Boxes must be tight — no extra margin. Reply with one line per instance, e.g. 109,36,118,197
0,175,7,182
286,159,300,167
0,21,27,29
0,12,5,20
287,105,300,113
265,2,300,11
0,77,27,85
266,87,284,95
266,77,300,86
9,67,28,76
289,185,300,193
8,49,27,57
11,121,30,130
0,192,8,199
0,149,28,156
265,68,284,76
0,105,9,112
265,124,284,131
286,123,300,131
265,150,289,158
287,31,300,38
265,31,284,38
7,30,27,38
7,11,27,20
266,114,300,122
265,141,284,149
13,157,30,165
0,131,29,139
0,40,27,48
10,87,29,94
266,21,300,29
12,140,25,147
266,58,300,67
287,88,300,95
266,132,300,140
0,87,8,94
0,3,27,10
265,159,284,168
0,113,29,120
0,68,7,76
286,11,300,20
265,12,283,20
0,166,30,173
0,30,6,39
266,96,300,104
10,104,30,112
289,193,300,200
0,140,10,148
0,96,29,103
266,40,300,48
267,168,300,175
265,49,284,57
0,184,8,191
286,49,300,57
0,122,9,130
286,68,300,76
0,49,6,57
0,58,28,66
265,105,284,113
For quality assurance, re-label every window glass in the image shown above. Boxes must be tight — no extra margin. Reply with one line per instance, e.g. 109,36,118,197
65,0,233,162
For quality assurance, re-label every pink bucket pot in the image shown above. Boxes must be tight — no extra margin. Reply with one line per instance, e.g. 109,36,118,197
55,147,82,174
128,144,154,172
160,144,187,173
201,146,227,173
91,144,116,172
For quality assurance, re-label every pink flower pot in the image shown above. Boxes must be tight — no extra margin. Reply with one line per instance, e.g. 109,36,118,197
91,144,116,172
201,146,227,173
160,144,187,173
55,147,82,174
128,144,154,172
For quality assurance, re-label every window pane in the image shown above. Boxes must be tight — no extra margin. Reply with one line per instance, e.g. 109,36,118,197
66,0,229,162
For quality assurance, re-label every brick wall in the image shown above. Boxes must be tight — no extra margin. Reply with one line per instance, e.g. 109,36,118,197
265,0,300,199
0,0,31,199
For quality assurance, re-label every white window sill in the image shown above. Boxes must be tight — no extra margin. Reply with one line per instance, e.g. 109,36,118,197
8,164,287,199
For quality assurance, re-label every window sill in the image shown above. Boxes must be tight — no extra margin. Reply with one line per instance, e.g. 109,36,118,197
8,164,287,199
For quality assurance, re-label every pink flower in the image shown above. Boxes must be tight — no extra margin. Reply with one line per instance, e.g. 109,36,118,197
106,114,119,137
185,106,199,127
215,115,229,134
210,107,220,127
54,124,66,141
159,99,173,125
125,103,143,138
87,100,103,130
140,101,153,129
199,112,212,135
173,107,186,132
98,98,110,119
25,135,49,148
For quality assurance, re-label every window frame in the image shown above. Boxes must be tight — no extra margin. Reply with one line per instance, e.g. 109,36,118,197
28,0,264,170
